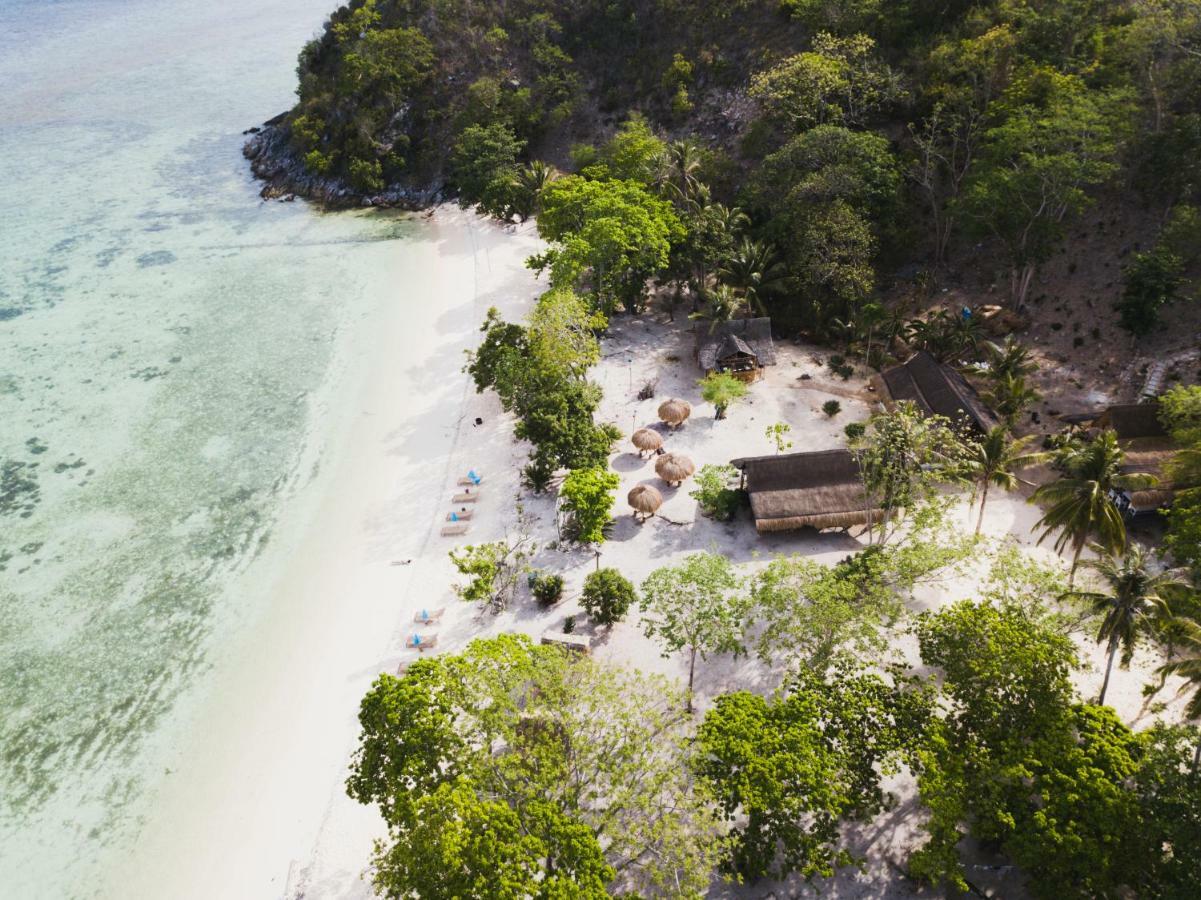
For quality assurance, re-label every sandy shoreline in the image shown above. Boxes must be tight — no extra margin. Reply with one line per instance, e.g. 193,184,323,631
103,206,1193,900
106,208,548,899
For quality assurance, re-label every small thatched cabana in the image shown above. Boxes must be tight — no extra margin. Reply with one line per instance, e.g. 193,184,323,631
631,428,664,457
655,453,696,486
731,449,886,534
1090,399,1183,517
873,351,999,434
695,318,777,383
658,398,692,429
628,484,663,520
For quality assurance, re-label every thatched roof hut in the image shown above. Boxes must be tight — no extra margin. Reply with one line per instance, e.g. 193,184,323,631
1092,401,1167,440
655,452,696,486
873,351,999,434
1091,399,1181,517
628,484,663,519
730,449,886,533
658,398,692,428
696,318,776,382
631,428,664,456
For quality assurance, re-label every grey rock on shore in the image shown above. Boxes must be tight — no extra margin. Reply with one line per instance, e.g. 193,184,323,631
242,113,444,210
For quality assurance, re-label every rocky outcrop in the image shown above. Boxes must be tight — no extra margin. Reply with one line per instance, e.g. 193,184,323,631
242,113,445,209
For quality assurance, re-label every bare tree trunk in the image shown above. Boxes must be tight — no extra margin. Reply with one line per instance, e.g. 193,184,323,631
1069,540,1085,589
1193,738,1200,777
687,647,697,713
975,483,990,536
1099,636,1118,705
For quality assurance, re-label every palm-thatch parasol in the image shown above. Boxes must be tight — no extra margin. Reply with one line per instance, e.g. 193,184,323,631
655,452,696,486
631,427,664,457
658,398,692,429
628,484,664,520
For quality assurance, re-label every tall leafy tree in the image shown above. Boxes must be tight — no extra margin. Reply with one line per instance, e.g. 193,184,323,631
911,601,1147,898
851,402,967,544
1066,544,1187,704
697,665,932,881
531,175,684,312
348,635,723,897
639,552,747,711
961,70,1130,307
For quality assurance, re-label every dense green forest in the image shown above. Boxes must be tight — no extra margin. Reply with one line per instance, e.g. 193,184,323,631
266,2,1201,896
261,0,1201,334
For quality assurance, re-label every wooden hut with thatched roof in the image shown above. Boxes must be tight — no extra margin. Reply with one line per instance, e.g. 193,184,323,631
1089,399,1183,517
873,351,999,434
730,449,885,534
695,318,777,383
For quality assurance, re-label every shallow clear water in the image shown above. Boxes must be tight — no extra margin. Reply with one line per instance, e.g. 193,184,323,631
0,0,412,893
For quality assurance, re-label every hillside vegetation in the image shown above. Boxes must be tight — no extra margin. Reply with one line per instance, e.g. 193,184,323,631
255,0,1201,339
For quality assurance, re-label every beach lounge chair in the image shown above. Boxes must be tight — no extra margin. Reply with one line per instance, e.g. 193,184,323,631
413,607,445,625
447,510,474,522
541,632,591,655
452,491,480,503
406,632,438,652
441,523,470,536
456,469,483,487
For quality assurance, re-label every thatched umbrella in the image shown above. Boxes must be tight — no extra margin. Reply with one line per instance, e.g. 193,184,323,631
631,427,663,457
655,452,696,487
628,484,663,520
658,398,692,429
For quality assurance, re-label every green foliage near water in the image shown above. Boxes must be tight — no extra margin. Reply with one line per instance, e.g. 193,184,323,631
280,0,1201,341
348,635,724,898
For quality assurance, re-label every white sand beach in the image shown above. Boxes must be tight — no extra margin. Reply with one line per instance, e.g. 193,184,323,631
105,208,1193,900
104,208,547,898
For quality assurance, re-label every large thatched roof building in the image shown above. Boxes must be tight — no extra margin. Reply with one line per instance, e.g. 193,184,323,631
730,449,885,533
1090,400,1181,517
873,351,999,434
696,318,776,382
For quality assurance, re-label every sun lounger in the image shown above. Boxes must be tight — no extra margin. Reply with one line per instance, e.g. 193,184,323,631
457,469,483,487
446,510,473,521
413,607,445,624
406,632,438,651
441,523,469,536
452,492,480,503
541,632,591,655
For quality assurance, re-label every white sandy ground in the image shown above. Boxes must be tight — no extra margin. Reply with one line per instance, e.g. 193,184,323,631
109,208,1195,900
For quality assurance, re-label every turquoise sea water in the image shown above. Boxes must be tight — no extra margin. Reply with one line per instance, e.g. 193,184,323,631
0,0,410,893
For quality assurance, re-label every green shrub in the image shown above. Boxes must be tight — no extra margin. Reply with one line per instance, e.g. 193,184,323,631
580,568,637,626
532,572,565,606
823,400,842,417
844,421,866,440
348,157,384,192
1117,249,1183,335
689,464,743,521
563,614,576,634
559,467,620,544
699,372,748,419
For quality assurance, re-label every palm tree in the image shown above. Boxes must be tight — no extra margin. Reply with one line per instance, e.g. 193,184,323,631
656,138,705,205
964,426,1048,536
719,238,784,318
982,335,1038,380
689,285,740,332
510,160,559,222
985,372,1041,426
1156,619,1201,773
1031,431,1155,586
1065,544,1186,704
